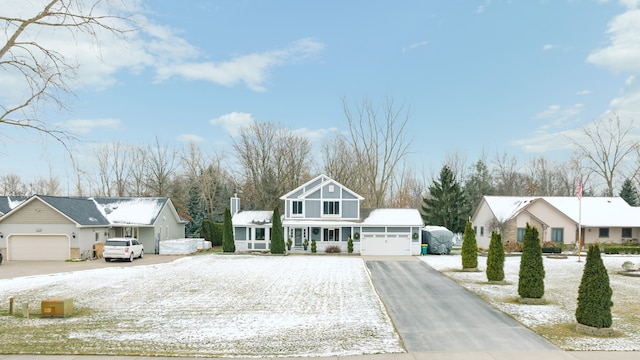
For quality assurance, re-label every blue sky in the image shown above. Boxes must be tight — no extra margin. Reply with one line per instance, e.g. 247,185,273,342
2,0,640,188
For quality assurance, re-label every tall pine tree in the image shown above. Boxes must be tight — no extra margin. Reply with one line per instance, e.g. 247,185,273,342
619,178,639,206
222,207,235,253
270,205,285,254
422,165,469,233
464,159,495,212
576,244,613,329
518,223,545,299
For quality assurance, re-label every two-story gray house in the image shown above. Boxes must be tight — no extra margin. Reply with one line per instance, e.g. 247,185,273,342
232,174,423,255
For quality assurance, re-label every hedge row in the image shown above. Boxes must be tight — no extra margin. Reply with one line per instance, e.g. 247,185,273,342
603,245,640,254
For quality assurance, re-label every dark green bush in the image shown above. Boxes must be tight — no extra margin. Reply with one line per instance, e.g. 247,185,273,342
603,245,640,254
518,223,545,299
311,239,317,253
461,221,478,269
576,244,613,328
486,231,505,282
347,237,353,253
222,207,235,253
201,219,223,247
270,206,285,254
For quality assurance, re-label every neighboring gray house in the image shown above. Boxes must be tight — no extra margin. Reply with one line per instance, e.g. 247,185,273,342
472,195,640,250
232,174,423,255
0,195,186,261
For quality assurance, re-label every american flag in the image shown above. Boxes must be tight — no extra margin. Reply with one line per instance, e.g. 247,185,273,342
577,179,583,199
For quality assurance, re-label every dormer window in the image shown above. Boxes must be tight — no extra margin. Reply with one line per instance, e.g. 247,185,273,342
323,201,339,215
292,201,303,215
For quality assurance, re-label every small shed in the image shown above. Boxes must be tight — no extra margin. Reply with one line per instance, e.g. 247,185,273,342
422,226,453,254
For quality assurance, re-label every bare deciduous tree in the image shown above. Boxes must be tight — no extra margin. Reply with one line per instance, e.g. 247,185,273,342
492,152,531,196
145,137,177,197
342,96,412,208
569,115,639,196
321,132,368,195
182,142,229,220
233,121,312,210
0,0,134,146
94,141,132,196
0,173,28,195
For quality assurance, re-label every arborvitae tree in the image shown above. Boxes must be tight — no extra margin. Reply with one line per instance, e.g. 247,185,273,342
461,221,478,269
518,223,545,299
619,178,639,206
486,231,505,281
576,244,613,328
270,205,285,254
311,238,317,253
422,165,470,233
222,207,235,252
347,237,354,253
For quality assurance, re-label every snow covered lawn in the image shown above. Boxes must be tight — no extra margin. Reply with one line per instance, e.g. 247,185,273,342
420,253,640,351
0,255,403,357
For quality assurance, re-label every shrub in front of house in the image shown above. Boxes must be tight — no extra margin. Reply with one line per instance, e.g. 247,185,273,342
461,221,478,269
486,231,505,282
541,241,562,254
222,207,235,253
576,244,613,329
270,205,285,254
325,246,341,253
311,239,317,253
504,241,522,253
347,237,353,253
603,245,640,255
518,224,545,299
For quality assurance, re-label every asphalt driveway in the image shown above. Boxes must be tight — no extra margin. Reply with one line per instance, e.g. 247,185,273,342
366,259,560,352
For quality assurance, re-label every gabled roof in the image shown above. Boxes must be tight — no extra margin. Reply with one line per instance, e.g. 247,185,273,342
0,196,28,216
0,195,178,227
232,210,274,226
362,208,422,226
279,174,364,201
478,195,640,227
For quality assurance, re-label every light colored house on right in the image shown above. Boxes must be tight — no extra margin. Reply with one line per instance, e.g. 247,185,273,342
472,196,640,250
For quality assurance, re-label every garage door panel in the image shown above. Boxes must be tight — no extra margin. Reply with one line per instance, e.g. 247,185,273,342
361,234,411,256
8,235,69,261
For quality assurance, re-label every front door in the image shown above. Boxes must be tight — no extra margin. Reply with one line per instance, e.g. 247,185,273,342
294,228,303,246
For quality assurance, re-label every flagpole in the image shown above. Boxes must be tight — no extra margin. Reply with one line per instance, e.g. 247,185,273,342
577,178,583,262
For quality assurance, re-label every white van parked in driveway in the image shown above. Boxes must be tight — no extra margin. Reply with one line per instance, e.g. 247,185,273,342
103,238,144,262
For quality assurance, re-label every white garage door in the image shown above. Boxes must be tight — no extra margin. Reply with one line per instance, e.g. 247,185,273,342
8,235,70,261
360,233,412,256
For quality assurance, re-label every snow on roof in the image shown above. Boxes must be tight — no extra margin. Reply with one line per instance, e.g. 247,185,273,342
232,211,274,226
8,197,25,210
362,208,422,226
95,198,164,225
543,197,640,227
484,196,536,222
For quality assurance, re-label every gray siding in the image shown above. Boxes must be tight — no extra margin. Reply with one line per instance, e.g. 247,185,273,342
322,183,340,199
308,189,321,199
342,189,357,199
305,200,321,218
342,200,358,219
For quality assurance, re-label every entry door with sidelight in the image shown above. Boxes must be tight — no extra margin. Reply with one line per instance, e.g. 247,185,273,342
294,228,303,246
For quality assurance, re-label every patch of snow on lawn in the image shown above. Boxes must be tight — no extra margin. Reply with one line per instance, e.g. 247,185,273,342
0,255,403,357
420,254,640,351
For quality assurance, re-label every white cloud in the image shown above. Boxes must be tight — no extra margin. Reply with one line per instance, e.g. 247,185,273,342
402,41,429,53
56,119,121,134
587,9,640,73
210,112,255,137
292,127,339,142
577,89,592,95
543,44,558,51
155,38,325,92
177,134,204,143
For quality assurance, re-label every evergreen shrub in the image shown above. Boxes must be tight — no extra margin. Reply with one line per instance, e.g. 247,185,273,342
518,223,545,299
461,221,478,269
576,244,613,328
486,231,505,282
222,207,235,253
311,239,317,253
347,237,354,253
270,206,285,254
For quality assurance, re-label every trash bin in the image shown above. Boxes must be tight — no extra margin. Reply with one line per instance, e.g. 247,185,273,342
421,244,428,255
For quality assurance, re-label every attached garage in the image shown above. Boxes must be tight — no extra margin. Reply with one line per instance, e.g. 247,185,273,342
360,233,412,256
8,235,70,261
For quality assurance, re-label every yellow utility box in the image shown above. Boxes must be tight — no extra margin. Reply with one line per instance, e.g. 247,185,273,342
41,298,73,318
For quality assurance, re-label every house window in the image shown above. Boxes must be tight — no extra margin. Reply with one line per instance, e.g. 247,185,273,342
256,228,265,240
551,228,564,243
292,201,303,215
323,228,339,241
599,228,609,238
517,228,525,243
474,226,477,234
323,201,339,215
622,228,632,238
480,226,485,236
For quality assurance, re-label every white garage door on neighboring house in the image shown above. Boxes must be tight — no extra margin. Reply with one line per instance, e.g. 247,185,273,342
8,235,70,261
360,233,412,256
